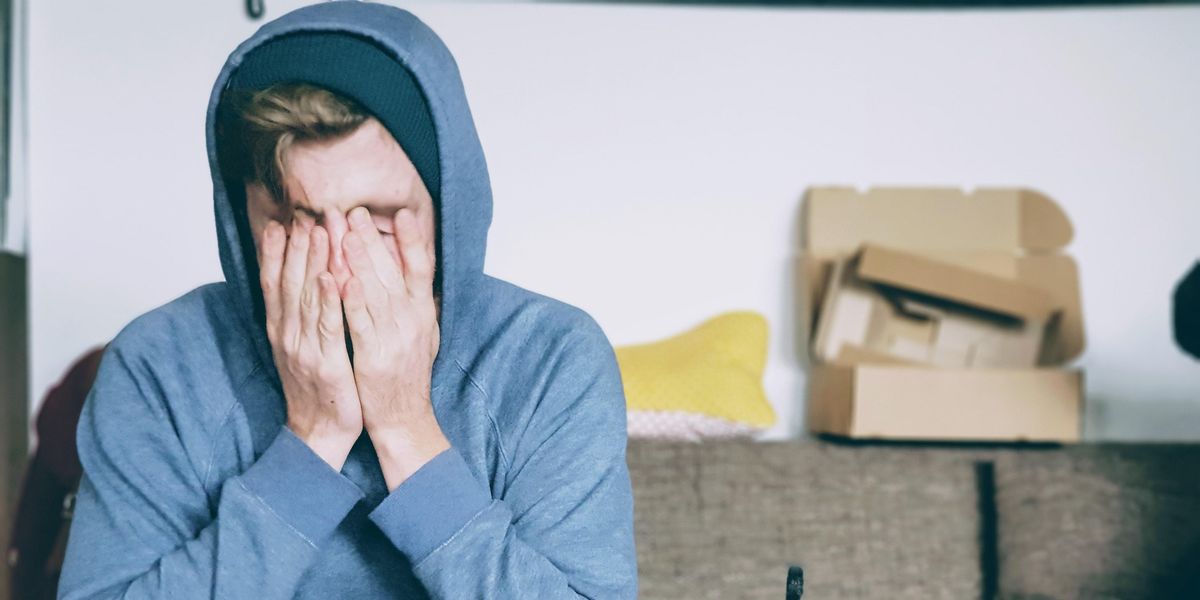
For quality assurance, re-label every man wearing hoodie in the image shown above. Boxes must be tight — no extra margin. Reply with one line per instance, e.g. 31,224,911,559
56,3,637,599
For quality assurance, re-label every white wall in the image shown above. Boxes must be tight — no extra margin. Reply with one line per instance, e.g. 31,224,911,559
28,0,1200,442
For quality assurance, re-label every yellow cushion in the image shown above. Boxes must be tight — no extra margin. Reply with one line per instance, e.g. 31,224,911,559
615,311,776,439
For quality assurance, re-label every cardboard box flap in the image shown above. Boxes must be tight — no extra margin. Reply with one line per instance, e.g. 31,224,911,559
804,187,1074,255
855,244,1061,322
1018,189,1074,251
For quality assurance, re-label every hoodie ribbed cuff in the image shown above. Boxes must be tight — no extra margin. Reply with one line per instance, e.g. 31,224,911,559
238,425,365,546
368,446,494,563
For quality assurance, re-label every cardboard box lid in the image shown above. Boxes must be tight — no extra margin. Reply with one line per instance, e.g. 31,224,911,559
855,244,1062,322
803,187,1073,255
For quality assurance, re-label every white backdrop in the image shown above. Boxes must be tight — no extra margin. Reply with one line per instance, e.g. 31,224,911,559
27,0,1200,442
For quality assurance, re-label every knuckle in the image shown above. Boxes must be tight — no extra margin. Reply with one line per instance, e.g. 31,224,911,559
317,317,339,339
283,354,303,375
295,352,319,374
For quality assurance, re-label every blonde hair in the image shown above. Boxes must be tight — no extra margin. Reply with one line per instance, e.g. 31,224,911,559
218,82,370,203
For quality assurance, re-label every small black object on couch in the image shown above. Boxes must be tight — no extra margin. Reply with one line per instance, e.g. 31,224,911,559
786,565,804,599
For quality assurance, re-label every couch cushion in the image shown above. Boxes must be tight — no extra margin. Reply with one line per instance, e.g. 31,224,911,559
994,445,1200,599
627,439,984,599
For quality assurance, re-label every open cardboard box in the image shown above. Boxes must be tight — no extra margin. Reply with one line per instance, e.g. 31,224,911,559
814,243,1063,369
800,187,1086,442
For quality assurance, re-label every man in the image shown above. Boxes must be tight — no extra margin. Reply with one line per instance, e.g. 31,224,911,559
56,3,638,598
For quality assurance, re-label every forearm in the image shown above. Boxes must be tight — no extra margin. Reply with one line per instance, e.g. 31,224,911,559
409,499,636,599
61,484,304,599
367,446,638,600
59,426,364,600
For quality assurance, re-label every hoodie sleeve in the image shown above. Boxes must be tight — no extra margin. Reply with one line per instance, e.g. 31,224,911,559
367,313,639,599
56,338,365,599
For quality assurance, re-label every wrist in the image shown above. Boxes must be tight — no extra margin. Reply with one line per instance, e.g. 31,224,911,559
370,422,451,491
288,422,358,472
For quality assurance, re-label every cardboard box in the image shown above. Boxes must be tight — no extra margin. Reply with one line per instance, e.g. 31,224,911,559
814,244,1063,369
801,187,1086,442
807,365,1083,441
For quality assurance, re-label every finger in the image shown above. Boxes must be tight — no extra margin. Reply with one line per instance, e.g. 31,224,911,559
347,206,405,292
341,275,375,350
393,208,435,301
258,221,285,327
316,272,345,350
307,226,330,282
298,227,327,347
299,269,321,349
343,230,393,321
280,218,311,337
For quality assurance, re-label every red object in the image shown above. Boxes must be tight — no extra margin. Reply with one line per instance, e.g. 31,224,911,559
7,345,107,600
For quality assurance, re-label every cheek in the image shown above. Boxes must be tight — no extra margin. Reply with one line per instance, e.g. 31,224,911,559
245,199,284,237
245,212,269,255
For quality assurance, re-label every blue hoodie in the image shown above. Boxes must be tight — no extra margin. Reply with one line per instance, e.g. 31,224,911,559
57,3,638,598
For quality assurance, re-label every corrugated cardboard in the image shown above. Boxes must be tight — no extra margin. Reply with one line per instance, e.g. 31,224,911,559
808,365,1083,442
813,244,1063,368
801,187,1085,442
856,244,1060,322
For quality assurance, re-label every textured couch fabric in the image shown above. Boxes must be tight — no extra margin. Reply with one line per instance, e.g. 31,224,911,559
627,440,985,599
626,440,1200,600
994,445,1200,600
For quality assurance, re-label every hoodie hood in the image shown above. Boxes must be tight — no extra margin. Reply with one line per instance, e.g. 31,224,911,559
205,1,493,382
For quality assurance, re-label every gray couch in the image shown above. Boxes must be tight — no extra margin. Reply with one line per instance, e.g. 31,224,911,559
626,439,1200,599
